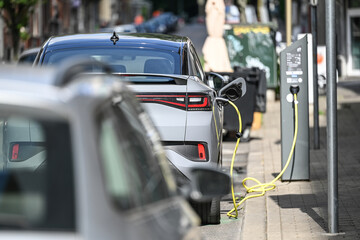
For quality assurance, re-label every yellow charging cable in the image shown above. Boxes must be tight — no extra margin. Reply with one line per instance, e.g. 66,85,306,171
227,94,299,218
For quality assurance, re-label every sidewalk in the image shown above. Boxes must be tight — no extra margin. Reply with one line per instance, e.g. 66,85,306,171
240,84,360,239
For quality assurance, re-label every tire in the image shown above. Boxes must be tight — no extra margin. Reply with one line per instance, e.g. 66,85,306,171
190,198,221,225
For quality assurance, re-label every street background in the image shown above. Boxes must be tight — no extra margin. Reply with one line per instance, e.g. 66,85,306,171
177,23,360,239
1,0,360,239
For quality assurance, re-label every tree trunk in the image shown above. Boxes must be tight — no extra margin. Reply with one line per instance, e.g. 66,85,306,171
11,25,20,60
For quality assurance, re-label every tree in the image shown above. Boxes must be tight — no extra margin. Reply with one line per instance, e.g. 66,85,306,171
0,0,39,59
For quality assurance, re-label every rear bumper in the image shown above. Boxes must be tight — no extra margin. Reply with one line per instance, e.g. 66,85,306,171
164,149,218,180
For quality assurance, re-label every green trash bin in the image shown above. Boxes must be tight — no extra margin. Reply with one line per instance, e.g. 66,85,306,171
224,23,278,89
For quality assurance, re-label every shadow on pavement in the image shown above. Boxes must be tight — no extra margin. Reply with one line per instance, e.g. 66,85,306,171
270,194,327,232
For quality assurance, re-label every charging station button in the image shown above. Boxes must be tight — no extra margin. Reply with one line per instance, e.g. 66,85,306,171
286,93,294,103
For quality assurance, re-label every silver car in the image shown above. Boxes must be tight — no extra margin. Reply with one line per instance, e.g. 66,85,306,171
35,32,246,224
0,64,231,239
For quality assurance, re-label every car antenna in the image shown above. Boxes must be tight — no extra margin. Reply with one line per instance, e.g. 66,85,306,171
110,31,119,45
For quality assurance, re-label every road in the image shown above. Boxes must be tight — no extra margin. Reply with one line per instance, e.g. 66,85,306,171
175,23,207,58
199,139,248,240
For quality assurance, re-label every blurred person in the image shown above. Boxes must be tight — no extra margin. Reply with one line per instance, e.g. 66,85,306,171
202,0,233,72
225,0,240,23
134,14,144,25
152,9,162,17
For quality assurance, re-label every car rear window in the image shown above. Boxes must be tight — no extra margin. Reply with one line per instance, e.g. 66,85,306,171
43,48,181,75
0,117,75,231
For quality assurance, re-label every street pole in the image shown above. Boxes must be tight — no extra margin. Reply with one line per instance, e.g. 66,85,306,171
310,0,320,149
286,0,292,46
325,0,338,234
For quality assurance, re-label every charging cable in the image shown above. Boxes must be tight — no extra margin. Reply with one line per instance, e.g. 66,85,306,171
227,92,299,218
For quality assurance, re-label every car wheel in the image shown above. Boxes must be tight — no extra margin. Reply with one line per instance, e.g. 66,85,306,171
190,198,221,225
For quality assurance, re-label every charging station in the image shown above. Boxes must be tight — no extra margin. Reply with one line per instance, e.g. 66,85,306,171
280,35,310,181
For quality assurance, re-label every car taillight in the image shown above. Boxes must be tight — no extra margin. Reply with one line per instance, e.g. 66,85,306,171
136,93,211,111
9,142,46,162
198,143,206,160
11,144,19,160
187,95,211,110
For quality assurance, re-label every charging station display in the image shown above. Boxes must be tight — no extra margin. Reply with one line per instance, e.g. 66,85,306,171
280,36,310,181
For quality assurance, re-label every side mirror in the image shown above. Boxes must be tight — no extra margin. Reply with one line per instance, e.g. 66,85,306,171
205,72,228,91
188,166,231,201
218,77,246,102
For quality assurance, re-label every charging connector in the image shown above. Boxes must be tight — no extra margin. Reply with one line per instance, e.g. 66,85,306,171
290,85,300,95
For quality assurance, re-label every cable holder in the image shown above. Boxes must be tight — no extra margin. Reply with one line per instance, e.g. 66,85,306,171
235,132,243,138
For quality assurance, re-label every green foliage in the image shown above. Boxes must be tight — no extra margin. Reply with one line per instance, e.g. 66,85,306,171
0,0,40,58
0,0,39,31
20,30,29,40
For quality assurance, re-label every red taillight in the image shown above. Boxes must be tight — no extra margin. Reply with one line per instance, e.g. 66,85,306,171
11,144,19,160
136,93,211,111
198,143,206,160
137,94,186,108
187,95,210,110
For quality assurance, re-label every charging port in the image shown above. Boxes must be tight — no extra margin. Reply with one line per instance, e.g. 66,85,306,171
290,85,300,95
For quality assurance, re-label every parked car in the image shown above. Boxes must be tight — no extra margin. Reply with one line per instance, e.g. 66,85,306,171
100,24,137,33
136,12,178,34
0,63,231,239
34,32,246,224
18,47,40,65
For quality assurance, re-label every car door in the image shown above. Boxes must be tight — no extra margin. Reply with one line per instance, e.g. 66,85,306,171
97,96,200,240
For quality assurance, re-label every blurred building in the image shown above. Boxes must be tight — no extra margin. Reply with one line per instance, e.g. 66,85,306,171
330,0,360,77
239,0,359,78
302,0,360,78
0,0,152,61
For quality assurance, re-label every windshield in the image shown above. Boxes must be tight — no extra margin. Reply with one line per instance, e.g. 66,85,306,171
43,48,181,75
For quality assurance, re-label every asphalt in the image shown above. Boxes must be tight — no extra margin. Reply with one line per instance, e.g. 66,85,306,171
238,81,360,239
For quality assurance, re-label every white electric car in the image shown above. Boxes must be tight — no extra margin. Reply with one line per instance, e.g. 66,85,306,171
35,32,246,224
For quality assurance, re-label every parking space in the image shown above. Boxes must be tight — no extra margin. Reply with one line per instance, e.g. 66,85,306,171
200,140,249,240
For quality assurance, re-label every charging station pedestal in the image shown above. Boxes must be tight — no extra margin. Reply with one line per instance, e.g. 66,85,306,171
280,36,310,181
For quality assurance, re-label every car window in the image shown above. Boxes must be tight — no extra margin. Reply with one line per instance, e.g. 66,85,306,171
188,47,197,77
98,102,174,210
190,45,205,81
181,44,189,75
43,48,181,75
0,117,75,231
18,53,37,64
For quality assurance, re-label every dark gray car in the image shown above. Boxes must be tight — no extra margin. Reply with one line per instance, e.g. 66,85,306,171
0,64,231,239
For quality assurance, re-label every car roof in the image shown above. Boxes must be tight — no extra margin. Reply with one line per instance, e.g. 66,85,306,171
44,33,188,52
0,65,131,115
19,47,41,56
